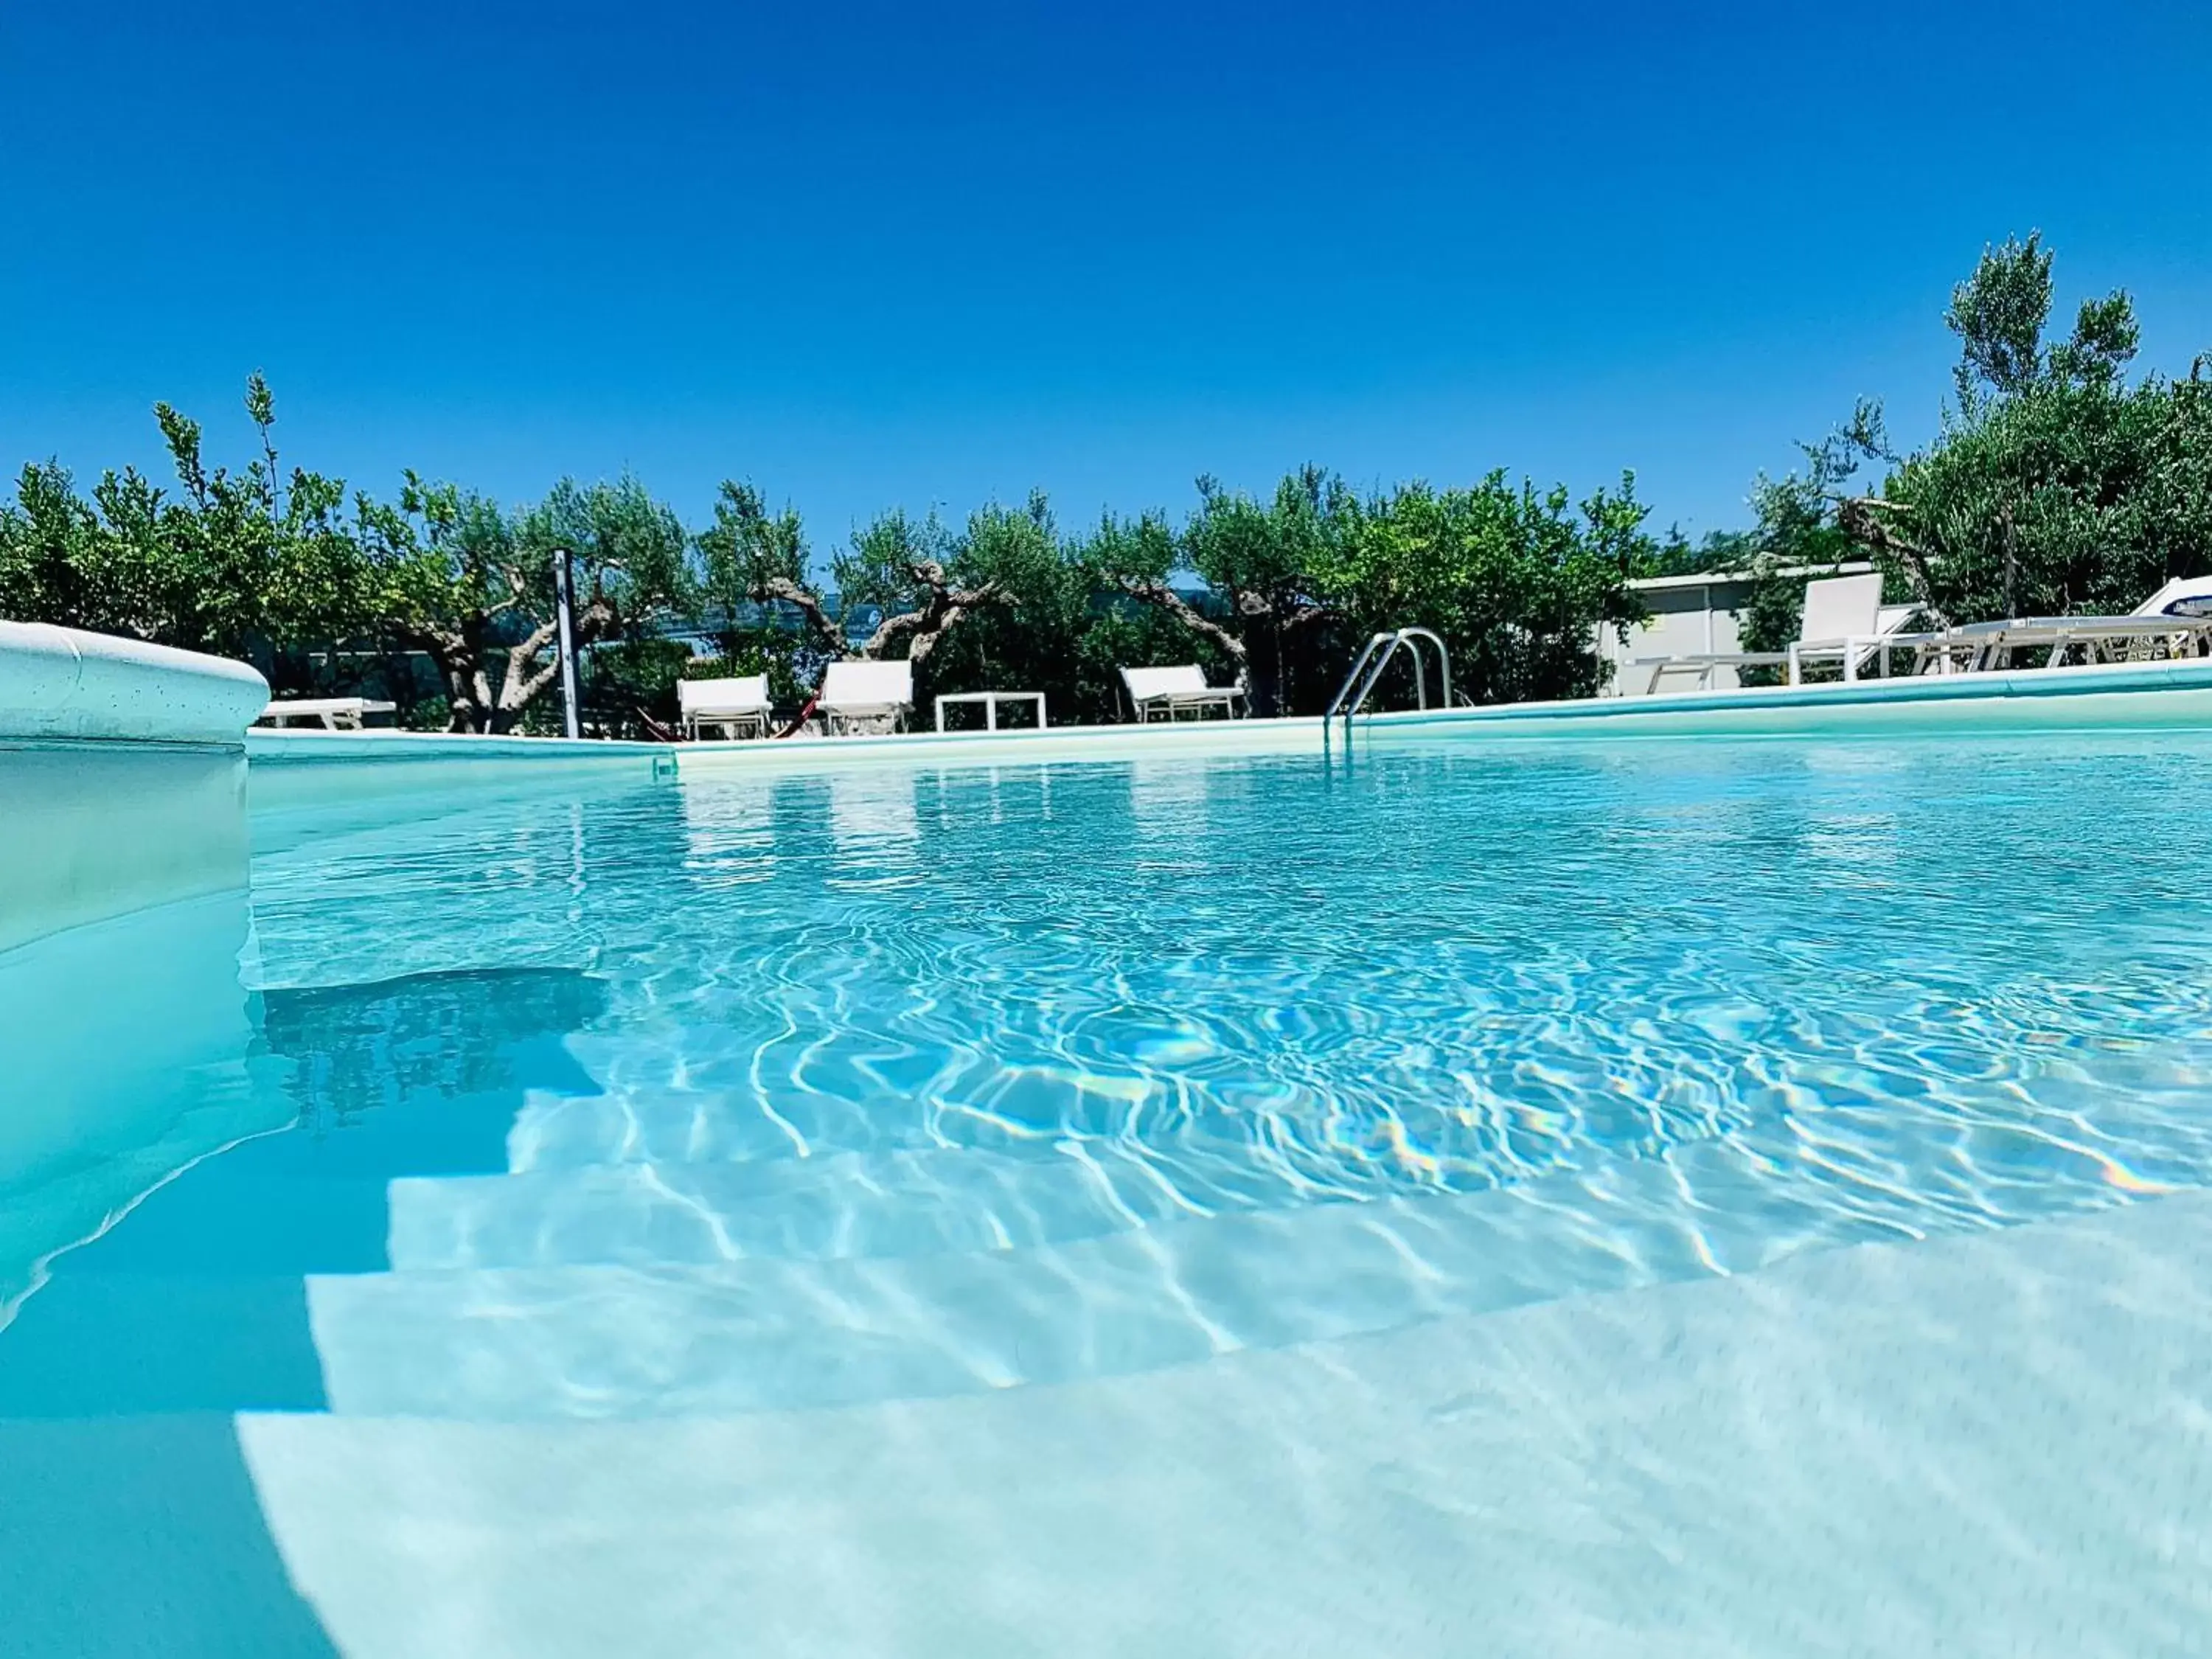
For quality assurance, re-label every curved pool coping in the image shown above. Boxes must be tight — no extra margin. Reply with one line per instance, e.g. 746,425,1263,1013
0,622,271,748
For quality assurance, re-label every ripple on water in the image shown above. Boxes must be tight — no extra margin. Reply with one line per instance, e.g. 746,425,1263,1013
238,736,2212,1340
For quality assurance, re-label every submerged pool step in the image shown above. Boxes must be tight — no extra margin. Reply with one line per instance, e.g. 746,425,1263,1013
501,1077,1270,1178
251,1191,2212,1659
504,1086,823,1173
388,1141,1388,1272
313,1136,1966,1422
13,1195,2206,1659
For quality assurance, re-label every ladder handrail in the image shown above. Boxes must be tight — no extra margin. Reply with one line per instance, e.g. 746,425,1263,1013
1326,626,1454,725
1398,627,1451,711
1326,632,1394,719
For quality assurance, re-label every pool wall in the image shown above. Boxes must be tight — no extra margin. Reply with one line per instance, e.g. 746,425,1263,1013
1,747,252,953
0,625,277,1320
1372,653,2212,737
0,891,276,1320
1,624,265,948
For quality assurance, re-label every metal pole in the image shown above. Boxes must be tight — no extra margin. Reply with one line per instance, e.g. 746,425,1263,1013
552,546,582,740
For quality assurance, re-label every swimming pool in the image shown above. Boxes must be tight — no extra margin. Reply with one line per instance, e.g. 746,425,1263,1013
6,726,2212,1654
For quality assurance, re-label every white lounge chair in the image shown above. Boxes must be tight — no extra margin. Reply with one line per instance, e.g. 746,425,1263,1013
678,675,771,740
817,658,914,735
1119,664,1246,722
1635,574,1920,693
1920,574,2212,672
2149,574,2212,619
255,697,397,731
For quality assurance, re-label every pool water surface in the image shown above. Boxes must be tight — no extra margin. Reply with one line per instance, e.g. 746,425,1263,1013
4,728,2211,1652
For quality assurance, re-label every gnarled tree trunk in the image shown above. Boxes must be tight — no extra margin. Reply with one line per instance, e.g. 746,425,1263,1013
405,586,616,735
406,625,495,734
1838,497,1947,628
1119,579,1322,717
752,561,1004,677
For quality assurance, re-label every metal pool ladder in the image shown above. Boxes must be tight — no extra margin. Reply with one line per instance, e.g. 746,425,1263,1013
1327,627,1454,726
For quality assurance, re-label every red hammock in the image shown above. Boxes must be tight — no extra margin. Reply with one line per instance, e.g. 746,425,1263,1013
773,695,820,740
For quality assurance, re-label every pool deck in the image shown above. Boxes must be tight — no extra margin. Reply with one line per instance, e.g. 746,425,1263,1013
237,654,2212,772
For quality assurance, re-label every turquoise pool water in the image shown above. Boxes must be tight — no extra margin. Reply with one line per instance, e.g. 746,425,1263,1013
4,728,2212,1651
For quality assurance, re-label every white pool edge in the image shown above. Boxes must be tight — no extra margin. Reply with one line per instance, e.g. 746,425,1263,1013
0,620,270,748
236,653,2212,771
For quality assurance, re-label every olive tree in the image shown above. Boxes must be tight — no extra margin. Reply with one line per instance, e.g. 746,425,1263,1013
1836,234,2212,622
698,479,1014,675
1101,467,1350,717
1330,472,1653,704
0,375,371,672
360,473,692,733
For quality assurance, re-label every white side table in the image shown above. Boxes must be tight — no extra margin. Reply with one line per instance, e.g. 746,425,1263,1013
935,690,1047,732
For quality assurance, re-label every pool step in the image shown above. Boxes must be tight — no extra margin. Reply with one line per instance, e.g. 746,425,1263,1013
501,1024,1378,1176
504,1085,821,1173
250,1190,2212,1659
387,1138,1419,1272
313,1137,1944,1422
10,1195,2205,1658
503,1080,1135,1176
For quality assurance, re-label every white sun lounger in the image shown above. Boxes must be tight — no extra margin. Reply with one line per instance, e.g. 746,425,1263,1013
1919,574,2212,672
1635,573,1921,693
255,697,397,731
678,675,771,740
2147,574,2212,619
1119,664,1246,722
817,658,914,735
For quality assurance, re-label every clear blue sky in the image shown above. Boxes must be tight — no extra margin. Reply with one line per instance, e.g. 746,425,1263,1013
2,1,2206,557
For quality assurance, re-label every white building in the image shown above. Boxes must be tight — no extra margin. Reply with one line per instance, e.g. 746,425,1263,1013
1596,561,1875,695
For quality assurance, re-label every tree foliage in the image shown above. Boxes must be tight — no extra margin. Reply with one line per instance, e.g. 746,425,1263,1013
0,375,371,668
1628,236,2205,681
359,473,693,732
0,394,1660,728
1832,236,2210,623
1080,466,1652,713
1087,468,1345,716
1328,472,1653,705
698,480,1015,680
928,507,1210,726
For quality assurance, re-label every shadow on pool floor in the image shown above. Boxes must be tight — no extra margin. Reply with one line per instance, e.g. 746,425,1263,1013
0,1413,339,1658
0,967,611,1419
